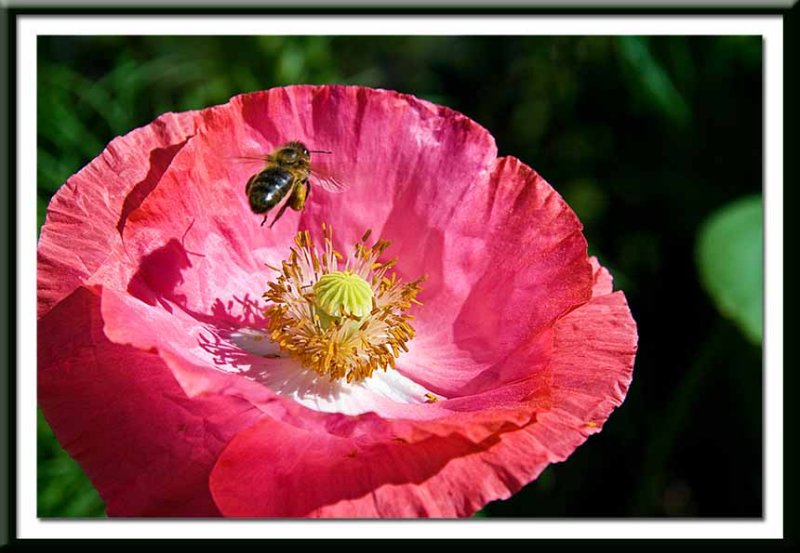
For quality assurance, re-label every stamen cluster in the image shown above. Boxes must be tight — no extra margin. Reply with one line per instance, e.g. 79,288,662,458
264,225,425,382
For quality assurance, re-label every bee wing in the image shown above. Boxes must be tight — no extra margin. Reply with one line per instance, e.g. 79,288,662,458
310,163,349,194
227,142,280,165
227,154,271,166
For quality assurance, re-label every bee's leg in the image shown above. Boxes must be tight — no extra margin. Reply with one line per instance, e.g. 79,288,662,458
289,179,309,211
260,215,268,226
269,200,292,229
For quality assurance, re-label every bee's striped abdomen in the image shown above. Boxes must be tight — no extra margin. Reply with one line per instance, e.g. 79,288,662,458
246,167,294,213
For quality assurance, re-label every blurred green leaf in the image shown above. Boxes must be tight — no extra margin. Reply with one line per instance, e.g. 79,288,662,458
618,36,691,127
697,195,763,344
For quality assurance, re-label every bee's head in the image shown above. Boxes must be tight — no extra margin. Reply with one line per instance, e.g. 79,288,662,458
277,141,310,166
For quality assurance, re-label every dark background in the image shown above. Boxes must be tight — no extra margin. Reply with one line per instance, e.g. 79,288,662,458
36,35,763,518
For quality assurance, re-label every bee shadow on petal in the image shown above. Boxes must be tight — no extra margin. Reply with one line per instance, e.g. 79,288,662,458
126,238,192,312
125,237,266,366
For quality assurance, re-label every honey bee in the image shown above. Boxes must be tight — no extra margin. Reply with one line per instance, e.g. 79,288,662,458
244,141,344,228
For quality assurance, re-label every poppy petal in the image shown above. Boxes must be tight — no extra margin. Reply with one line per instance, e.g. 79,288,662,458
38,287,263,516
392,156,593,396
37,111,199,319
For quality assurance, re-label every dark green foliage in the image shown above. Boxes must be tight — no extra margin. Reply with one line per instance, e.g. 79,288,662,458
38,36,762,518
37,409,104,517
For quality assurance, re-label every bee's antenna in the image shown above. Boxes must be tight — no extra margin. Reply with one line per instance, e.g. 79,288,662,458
309,149,332,155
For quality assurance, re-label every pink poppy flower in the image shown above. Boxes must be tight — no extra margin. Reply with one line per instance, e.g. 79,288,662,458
38,85,637,517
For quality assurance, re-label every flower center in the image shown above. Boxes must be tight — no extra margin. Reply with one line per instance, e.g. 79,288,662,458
313,271,374,328
263,226,424,383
